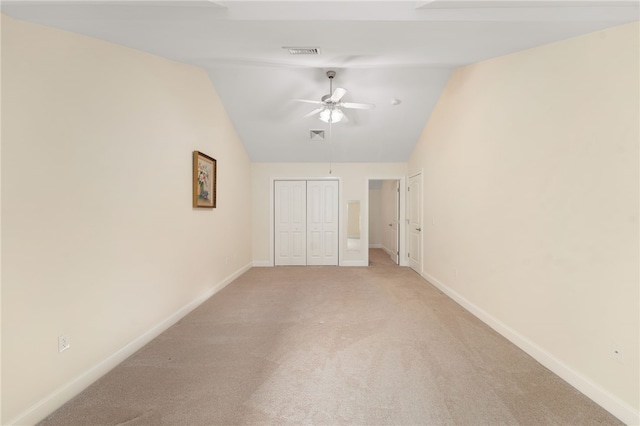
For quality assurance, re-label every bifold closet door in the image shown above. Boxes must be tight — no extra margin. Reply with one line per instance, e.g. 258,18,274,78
274,180,339,266
274,180,307,266
307,180,339,266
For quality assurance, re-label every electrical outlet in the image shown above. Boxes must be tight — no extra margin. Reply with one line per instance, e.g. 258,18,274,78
612,344,623,362
58,335,70,353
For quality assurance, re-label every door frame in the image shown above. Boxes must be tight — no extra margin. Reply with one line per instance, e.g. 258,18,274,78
365,176,407,267
270,177,342,266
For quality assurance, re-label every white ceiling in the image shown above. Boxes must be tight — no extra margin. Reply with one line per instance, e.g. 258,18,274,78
2,0,638,162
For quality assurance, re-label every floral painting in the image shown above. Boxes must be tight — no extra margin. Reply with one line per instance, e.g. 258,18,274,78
193,151,216,208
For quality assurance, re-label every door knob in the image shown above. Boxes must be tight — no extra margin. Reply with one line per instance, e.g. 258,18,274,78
388,224,392,226
416,227,421,231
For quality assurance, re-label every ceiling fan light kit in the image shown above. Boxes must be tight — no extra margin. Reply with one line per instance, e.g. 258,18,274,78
319,108,344,123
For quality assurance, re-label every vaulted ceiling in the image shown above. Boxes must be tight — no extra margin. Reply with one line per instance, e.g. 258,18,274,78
3,1,638,162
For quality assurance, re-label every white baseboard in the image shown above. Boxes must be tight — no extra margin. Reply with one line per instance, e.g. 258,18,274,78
10,262,252,426
369,244,382,248
341,260,368,267
255,259,368,267
421,271,639,426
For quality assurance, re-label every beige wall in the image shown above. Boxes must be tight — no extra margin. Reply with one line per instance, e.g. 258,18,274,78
0,14,3,424
252,163,407,266
1,15,252,424
409,22,639,423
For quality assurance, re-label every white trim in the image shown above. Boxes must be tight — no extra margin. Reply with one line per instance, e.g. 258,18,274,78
340,260,368,267
421,271,639,426
269,178,275,267
9,262,252,426
369,243,383,248
252,260,272,267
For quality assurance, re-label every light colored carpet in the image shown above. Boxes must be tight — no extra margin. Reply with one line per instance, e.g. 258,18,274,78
39,249,621,425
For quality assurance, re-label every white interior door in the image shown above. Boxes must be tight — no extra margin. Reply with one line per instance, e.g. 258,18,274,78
307,180,339,266
408,173,422,273
274,180,306,266
389,181,400,264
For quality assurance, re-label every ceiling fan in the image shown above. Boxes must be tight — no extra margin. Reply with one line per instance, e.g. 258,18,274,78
296,70,375,124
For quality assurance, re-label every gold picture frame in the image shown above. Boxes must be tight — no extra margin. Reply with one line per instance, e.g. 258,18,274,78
193,151,216,208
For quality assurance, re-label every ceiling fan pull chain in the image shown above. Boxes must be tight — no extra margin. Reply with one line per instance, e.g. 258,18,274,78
328,131,333,175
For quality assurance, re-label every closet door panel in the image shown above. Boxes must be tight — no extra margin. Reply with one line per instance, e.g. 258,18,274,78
307,180,339,266
274,181,307,266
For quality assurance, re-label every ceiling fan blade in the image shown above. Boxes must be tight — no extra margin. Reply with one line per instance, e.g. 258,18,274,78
341,102,376,110
293,99,323,105
301,107,324,119
330,87,347,103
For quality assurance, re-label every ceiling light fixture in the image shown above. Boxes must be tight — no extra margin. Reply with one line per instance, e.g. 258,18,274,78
319,107,344,124
296,70,375,126
318,72,345,124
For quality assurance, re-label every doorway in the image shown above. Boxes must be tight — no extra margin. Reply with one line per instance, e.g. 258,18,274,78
368,179,400,264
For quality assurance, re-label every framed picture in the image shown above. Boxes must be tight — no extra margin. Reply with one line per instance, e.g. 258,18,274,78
193,151,216,208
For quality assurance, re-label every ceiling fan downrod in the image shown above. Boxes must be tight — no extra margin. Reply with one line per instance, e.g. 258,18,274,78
323,70,337,104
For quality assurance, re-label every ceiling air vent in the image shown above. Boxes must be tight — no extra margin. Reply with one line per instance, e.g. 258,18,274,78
309,130,325,141
284,47,321,55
